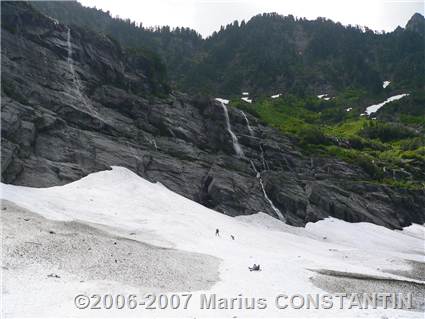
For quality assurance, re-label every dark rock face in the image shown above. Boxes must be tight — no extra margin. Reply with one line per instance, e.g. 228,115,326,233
406,13,425,35
2,2,425,229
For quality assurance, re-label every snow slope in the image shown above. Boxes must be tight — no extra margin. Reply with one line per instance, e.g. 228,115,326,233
1,167,424,317
215,97,229,104
383,81,391,88
365,93,409,115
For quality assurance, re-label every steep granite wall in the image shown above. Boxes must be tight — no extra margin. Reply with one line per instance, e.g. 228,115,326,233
2,2,424,228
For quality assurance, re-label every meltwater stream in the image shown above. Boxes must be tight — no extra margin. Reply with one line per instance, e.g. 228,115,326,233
66,28,96,115
240,109,269,170
219,102,245,158
218,100,285,221
241,110,285,221
240,110,254,136
250,160,285,221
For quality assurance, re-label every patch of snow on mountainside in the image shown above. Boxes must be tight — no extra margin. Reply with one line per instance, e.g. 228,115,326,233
215,97,229,104
1,167,424,318
365,93,409,115
241,97,252,103
383,81,391,88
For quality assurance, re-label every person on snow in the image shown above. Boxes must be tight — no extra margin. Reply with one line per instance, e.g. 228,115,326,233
215,228,220,236
249,264,261,271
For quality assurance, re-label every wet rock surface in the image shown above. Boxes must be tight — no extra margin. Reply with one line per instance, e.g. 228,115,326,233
2,2,425,228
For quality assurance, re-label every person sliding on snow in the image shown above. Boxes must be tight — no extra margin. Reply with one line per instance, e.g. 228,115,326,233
215,228,220,236
249,264,261,271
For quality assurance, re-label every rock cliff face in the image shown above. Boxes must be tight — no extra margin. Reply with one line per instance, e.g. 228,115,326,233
2,2,424,229
406,13,425,35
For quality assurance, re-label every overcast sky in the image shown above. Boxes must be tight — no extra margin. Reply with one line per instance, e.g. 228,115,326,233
78,0,424,37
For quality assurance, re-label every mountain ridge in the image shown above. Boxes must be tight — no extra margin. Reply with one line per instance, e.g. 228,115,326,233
31,1,425,96
406,12,425,34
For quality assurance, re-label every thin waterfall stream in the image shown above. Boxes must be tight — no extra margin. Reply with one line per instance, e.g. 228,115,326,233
224,105,285,221
250,159,285,221
219,101,245,158
240,110,254,136
67,28,97,116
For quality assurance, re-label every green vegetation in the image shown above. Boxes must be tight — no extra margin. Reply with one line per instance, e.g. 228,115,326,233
376,91,425,130
2,79,28,105
30,2,424,96
230,90,425,190
126,47,170,95
18,1,424,189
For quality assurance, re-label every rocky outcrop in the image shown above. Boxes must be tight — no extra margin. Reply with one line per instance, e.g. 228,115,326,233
2,2,424,229
406,12,425,34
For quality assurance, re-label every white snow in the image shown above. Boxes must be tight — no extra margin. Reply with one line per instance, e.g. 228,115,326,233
317,94,332,101
215,97,229,105
241,97,252,103
383,81,391,88
1,167,424,317
271,93,281,99
346,107,352,112
401,223,425,240
365,93,409,116
242,92,249,96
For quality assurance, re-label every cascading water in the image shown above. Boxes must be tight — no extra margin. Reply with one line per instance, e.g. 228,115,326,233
250,160,285,221
250,160,260,178
66,28,95,115
67,29,75,74
240,110,269,171
217,99,284,221
240,110,254,136
219,102,244,158
259,175,285,221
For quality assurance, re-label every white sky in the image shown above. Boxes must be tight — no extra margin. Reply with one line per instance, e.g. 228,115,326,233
78,0,424,37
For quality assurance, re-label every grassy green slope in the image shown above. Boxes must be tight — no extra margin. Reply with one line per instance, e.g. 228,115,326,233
230,90,425,189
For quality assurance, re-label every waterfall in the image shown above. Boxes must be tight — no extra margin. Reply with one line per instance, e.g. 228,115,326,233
250,160,285,221
240,111,254,136
218,101,284,221
219,102,244,158
67,28,76,79
66,28,94,115
250,160,260,178
259,176,285,221
240,110,271,172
